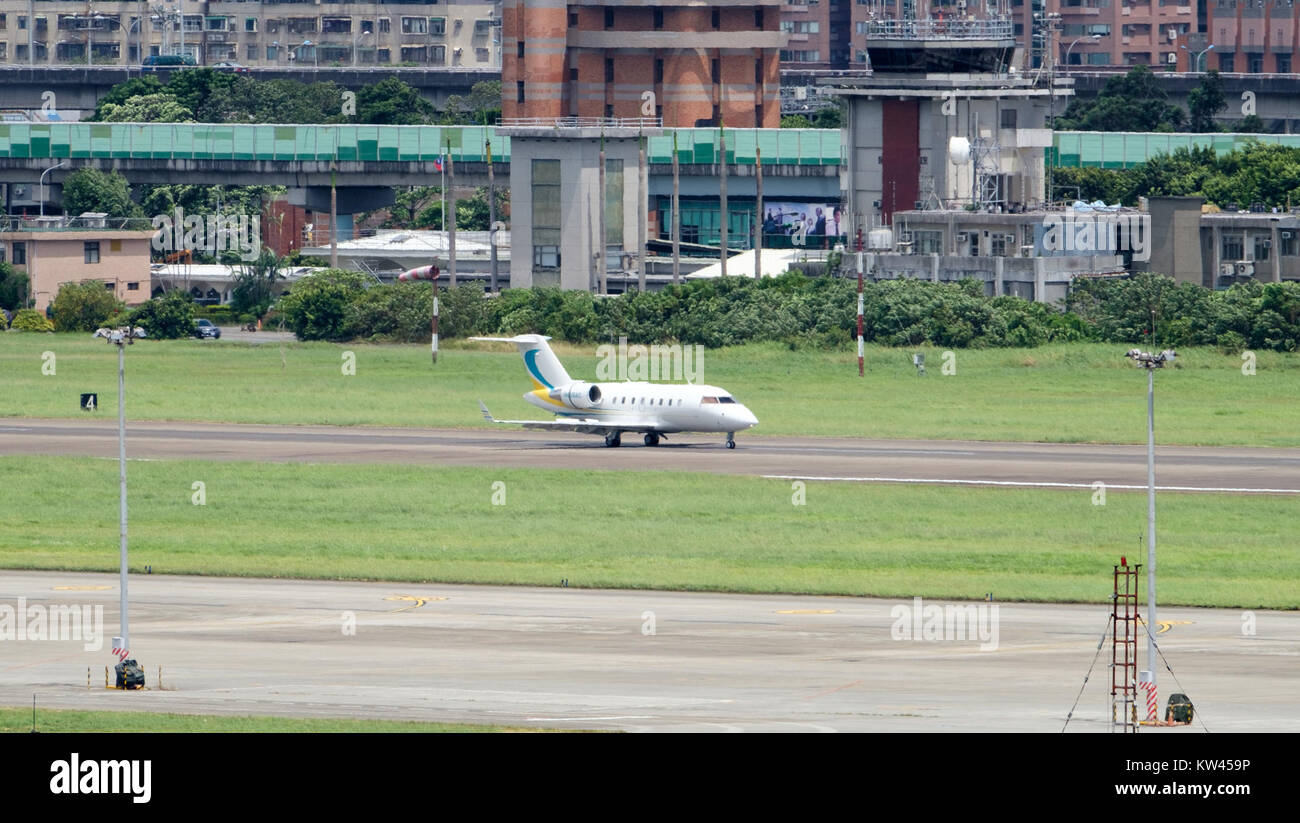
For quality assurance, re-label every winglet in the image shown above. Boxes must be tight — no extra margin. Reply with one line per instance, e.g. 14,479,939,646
478,400,496,422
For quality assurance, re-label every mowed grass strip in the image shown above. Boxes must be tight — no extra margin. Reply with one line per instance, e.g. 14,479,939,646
0,707,558,733
2,335,1297,445
2,456,1295,609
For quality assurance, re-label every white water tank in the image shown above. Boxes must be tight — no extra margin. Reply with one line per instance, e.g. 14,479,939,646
948,136,971,165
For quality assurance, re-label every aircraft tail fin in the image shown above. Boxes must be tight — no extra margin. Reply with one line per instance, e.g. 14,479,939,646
469,334,573,390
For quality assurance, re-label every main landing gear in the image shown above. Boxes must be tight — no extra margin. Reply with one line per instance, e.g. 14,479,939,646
604,432,622,448
725,432,736,449
643,433,661,447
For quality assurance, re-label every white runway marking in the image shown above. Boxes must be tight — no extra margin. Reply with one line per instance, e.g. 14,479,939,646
764,475,1300,494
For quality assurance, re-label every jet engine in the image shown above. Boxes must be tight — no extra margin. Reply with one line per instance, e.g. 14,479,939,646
550,382,602,409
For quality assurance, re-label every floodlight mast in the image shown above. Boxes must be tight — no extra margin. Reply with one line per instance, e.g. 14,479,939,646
94,326,147,659
1124,346,1176,713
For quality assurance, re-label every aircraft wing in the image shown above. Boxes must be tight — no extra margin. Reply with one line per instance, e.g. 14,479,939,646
478,401,656,435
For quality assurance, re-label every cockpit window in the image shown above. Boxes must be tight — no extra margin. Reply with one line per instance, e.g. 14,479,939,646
700,397,718,404
719,396,736,404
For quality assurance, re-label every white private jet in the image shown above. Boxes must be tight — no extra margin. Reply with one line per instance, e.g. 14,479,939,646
472,334,758,448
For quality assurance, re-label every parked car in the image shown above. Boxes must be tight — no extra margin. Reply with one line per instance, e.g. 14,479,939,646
211,61,248,72
193,318,221,339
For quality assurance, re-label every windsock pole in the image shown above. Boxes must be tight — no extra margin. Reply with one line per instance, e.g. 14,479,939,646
398,265,440,364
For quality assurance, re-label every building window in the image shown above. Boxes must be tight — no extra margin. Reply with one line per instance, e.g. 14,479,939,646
1254,235,1271,261
605,58,614,83
1278,54,1292,73
379,18,390,34
712,8,720,28
127,282,139,291
1000,109,1017,129
402,17,427,34
1249,54,1263,73
475,47,488,62
604,8,613,28
532,159,561,269
1219,53,1235,72
517,81,525,103
1282,231,1298,256
11,242,25,266
756,8,764,27
245,17,257,32
653,9,663,29
377,48,390,63
84,242,100,264
517,40,524,58
430,17,445,36
1223,234,1244,261
655,59,663,85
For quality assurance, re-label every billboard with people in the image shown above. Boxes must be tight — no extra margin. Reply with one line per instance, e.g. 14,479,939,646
761,202,846,246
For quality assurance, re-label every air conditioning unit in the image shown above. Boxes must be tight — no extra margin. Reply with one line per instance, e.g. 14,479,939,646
955,232,970,242
1004,234,1016,244
1220,262,1236,277
1020,245,1034,258
1283,231,1293,239
1167,52,1178,64
1168,28,1178,41
898,230,914,243
1236,261,1255,277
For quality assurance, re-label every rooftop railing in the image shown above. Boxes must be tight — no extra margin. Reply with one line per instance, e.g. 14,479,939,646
862,18,1015,41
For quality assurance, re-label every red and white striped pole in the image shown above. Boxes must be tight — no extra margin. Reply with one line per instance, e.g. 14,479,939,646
857,252,865,377
1139,670,1158,722
398,265,441,364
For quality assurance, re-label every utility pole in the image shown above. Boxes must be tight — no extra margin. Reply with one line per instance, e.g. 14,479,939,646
487,133,498,293
719,112,727,277
448,149,457,286
672,129,680,284
598,129,607,294
638,132,647,292
755,144,763,277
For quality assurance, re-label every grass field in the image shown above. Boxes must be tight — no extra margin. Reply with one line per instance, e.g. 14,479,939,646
2,334,1297,446
2,455,1295,608
0,706,551,733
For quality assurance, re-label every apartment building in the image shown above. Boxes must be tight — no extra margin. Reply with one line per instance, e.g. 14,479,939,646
0,1,502,68
780,0,851,69
502,0,785,128
1180,0,1298,74
1057,0,1196,69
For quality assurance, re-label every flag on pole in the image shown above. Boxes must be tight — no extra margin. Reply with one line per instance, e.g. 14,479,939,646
433,156,444,172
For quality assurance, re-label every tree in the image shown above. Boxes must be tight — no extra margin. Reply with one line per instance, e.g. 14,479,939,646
358,77,436,125
275,269,371,341
128,291,195,339
811,104,845,129
1187,70,1226,133
1054,65,1187,132
97,93,194,123
164,69,242,118
89,77,166,121
0,262,29,311
60,169,140,218
439,81,500,125
780,114,814,129
230,247,287,319
51,281,125,332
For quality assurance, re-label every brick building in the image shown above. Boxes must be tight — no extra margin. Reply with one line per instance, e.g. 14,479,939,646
502,0,786,128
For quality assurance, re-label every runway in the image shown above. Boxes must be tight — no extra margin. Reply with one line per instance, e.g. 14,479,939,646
3,418,1299,492
1,571,1295,732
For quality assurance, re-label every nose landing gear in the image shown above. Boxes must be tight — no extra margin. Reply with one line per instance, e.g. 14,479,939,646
725,432,736,449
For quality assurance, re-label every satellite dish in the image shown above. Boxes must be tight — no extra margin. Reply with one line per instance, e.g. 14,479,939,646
948,136,971,165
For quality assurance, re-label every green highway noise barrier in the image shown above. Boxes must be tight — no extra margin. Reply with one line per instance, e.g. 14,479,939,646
0,124,843,166
1052,130,1300,169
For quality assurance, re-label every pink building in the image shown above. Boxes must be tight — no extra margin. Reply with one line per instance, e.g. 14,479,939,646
2,225,154,312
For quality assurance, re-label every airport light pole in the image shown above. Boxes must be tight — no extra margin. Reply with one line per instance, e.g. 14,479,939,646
39,161,67,217
1064,34,1101,71
93,325,148,661
1124,344,1176,712
1180,44,1215,73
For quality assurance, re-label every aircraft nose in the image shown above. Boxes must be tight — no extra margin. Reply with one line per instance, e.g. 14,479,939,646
735,406,758,429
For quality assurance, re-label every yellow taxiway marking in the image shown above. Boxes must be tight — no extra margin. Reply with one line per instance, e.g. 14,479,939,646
384,595,448,613
1157,620,1193,634
52,585,112,591
776,609,837,615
